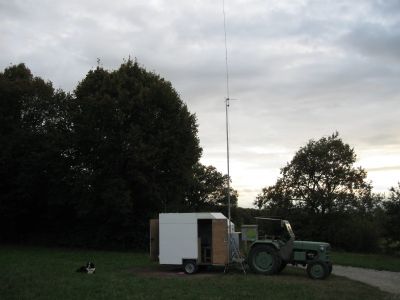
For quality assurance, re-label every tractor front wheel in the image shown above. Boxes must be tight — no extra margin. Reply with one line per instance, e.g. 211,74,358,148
307,261,329,279
248,245,281,275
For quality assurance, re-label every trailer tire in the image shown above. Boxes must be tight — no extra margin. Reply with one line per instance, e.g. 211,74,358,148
248,245,281,275
183,260,198,275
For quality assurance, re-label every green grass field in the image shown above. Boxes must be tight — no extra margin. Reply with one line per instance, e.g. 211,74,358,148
0,246,397,300
332,251,400,272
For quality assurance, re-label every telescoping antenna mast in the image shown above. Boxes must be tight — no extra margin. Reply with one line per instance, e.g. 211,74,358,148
222,0,246,274
222,0,232,267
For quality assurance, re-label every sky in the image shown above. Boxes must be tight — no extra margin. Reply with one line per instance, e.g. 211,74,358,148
1,0,399,207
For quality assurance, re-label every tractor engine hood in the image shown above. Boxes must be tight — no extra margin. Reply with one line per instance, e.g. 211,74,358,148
293,241,331,252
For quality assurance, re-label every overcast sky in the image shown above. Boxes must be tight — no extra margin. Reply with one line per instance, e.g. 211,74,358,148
1,0,399,207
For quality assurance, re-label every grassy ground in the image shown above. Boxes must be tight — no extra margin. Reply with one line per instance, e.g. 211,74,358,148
0,246,397,300
332,251,400,272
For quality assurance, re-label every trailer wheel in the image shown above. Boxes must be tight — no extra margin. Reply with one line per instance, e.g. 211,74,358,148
248,245,281,275
307,261,329,279
183,260,198,275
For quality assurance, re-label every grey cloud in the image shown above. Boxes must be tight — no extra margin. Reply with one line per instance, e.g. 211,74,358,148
372,0,400,18
340,22,400,61
0,1,24,18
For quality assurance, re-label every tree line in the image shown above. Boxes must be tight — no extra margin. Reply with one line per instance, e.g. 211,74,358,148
1,62,398,253
0,62,236,249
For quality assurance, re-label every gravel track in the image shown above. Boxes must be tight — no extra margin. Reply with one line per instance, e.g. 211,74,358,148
332,265,400,295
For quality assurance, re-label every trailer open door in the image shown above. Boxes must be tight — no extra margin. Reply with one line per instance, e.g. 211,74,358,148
212,219,228,264
149,219,159,261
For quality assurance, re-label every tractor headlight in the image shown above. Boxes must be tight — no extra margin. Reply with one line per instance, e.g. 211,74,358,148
319,246,325,252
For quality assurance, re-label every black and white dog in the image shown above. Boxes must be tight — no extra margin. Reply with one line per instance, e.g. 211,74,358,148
76,262,96,274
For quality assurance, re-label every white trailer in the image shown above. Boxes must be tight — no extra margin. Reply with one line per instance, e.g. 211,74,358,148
150,212,235,274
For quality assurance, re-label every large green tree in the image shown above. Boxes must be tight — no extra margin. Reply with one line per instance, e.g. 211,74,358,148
68,60,202,247
255,132,373,215
255,133,381,251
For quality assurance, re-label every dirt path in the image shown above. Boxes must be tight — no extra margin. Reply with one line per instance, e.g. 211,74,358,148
333,265,400,295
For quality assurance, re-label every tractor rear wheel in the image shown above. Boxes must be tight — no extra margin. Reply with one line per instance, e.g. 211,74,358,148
248,245,281,275
307,261,329,279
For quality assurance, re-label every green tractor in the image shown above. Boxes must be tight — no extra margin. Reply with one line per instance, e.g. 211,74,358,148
244,218,332,279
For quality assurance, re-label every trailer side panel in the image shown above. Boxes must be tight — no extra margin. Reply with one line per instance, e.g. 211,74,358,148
159,214,198,264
